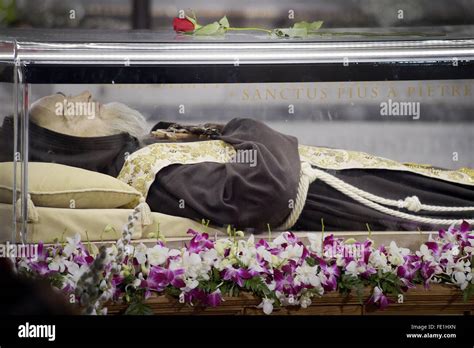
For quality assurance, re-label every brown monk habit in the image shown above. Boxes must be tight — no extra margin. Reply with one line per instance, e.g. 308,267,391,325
146,118,302,231
148,119,474,232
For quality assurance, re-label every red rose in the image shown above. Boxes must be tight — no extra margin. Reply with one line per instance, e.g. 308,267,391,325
173,17,195,33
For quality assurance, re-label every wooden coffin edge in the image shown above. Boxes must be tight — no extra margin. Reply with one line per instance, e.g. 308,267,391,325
106,284,474,316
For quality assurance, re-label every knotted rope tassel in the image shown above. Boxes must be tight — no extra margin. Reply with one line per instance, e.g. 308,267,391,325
15,194,39,223
136,197,153,226
278,162,474,230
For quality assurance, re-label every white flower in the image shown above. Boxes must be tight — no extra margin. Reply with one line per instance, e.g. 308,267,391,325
369,250,390,271
295,263,322,290
235,241,257,267
134,243,148,265
147,245,170,266
106,245,118,259
247,258,266,274
63,261,88,288
280,244,303,260
388,241,410,266
345,260,360,277
49,255,67,272
300,295,312,309
124,244,135,256
247,234,255,246
258,298,274,315
449,259,472,290
416,244,435,262
306,233,322,254
214,239,233,256
273,234,287,246
63,234,82,257
201,249,219,267
184,277,199,290
181,251,209,286
270,254,283,268
256,246,272,263
99,287,114,302
99,279,108,291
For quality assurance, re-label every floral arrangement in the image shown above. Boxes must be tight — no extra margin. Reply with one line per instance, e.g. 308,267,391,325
14,216,474,315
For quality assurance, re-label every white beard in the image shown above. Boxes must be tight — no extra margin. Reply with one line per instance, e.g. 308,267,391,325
99,102,148,139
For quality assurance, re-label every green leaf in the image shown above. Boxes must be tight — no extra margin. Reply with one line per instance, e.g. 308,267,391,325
293,20,324,32
194,21,224,36
273,28,308,38
218,16,230,29
165,286,181,298
48,273,65,289
124,301,153,315
344,238,357,244
305,257,316,267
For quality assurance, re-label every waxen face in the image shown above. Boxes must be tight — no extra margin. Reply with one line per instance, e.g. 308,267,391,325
30,91,148,138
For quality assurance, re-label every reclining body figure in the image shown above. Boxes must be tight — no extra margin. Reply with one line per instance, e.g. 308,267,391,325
1,92,473,232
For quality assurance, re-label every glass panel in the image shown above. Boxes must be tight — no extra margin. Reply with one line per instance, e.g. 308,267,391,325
17,74,473,237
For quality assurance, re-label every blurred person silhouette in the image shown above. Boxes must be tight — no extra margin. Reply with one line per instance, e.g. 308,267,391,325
0,258,76,315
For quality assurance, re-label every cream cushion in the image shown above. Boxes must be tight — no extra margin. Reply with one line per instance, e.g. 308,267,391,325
0,162,141,208
0,203,431,248
0,203,226,244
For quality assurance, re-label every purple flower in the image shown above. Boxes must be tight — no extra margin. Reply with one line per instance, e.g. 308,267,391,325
256,239,270,248
147,266,185,291
223,248,231,257
360,266,377,279
29,261,53,276
424,241,440,257
187,230,214,253
298,242,310,261
184,288,207,304
319,261,340,291
368,286,391,310
456,221,474,248
206,289,222,307
281,259,298,274
284,231,298,244
362,240,373,264
420,261,438,288
322,235,336,248
273,269,300,295
73,253,94,266
62,283,74,294
222,267,252,287
33,242,47,262
111,274,124,288
397,261,420,290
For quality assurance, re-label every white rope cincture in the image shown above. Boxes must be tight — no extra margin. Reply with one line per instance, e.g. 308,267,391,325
278,162,474,230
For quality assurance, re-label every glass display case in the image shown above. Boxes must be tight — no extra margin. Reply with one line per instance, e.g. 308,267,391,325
1,28,474,245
